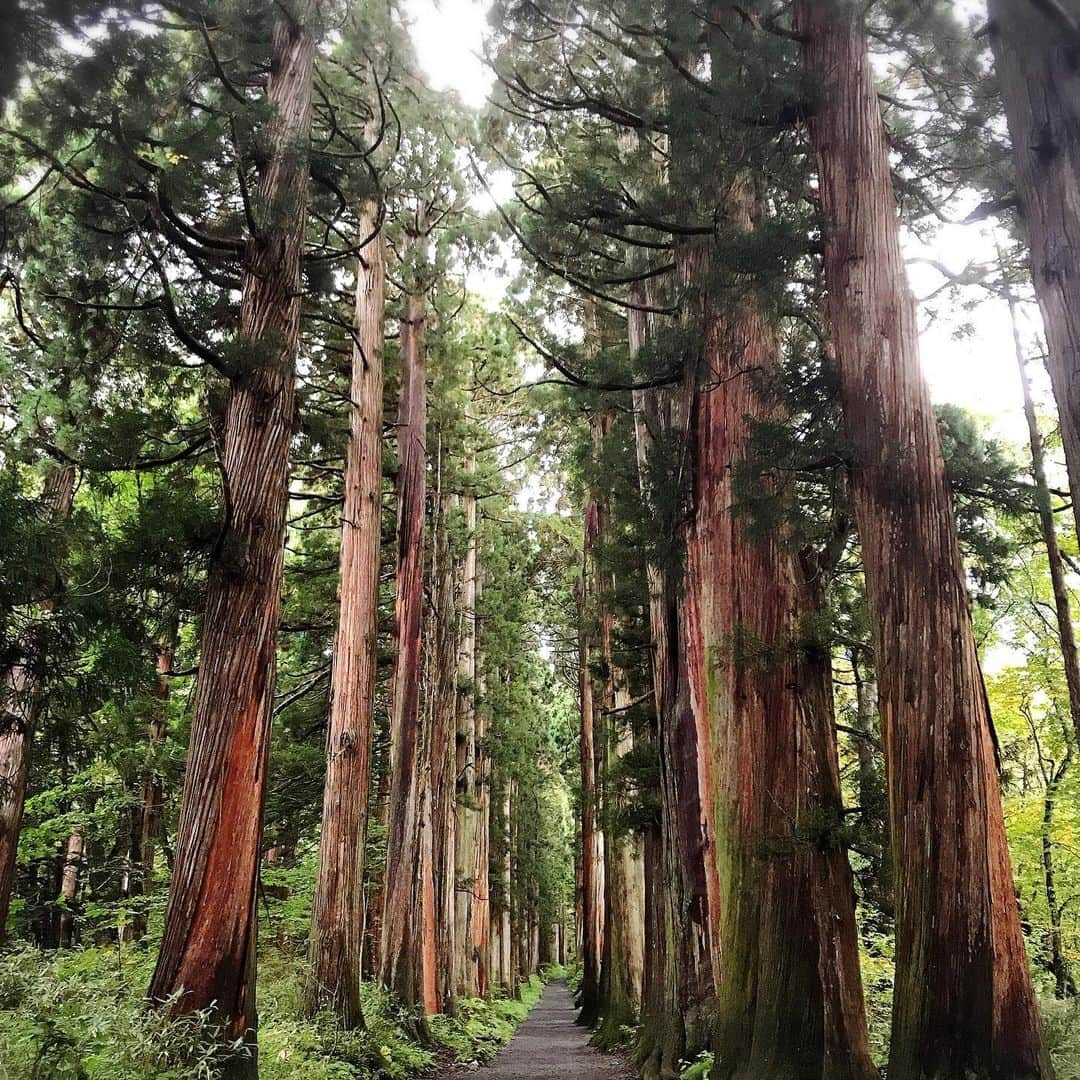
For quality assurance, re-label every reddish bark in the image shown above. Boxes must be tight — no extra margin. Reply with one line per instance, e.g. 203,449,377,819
379,274,429,1017
683,213,873,1077
472,621,492,1001
796,3,1047,1075
0,463,76,943
989,0,1080,545
306,205,385,1028
147,5,315,1058
630,286,717,1074
427,484,459,1013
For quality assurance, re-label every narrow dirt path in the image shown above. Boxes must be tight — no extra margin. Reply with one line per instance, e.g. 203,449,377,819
447,981,632,1079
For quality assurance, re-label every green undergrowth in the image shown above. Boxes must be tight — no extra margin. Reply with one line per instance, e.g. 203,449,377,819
678,1052,713,1080
0,941,546,1079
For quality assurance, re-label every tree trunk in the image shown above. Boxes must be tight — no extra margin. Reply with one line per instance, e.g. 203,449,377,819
989,0,1080,544
682,211,873,1077
1042,760,1076,998
429,481,459,1014
306,203,384,1028
577,510,605,1026
500,783,513,993
629,285,716,1075
473,617,492,1001
591,413,645,1046
454,463,479,998
120,641,172,943
147,5,315,1062
795,3,1047,1075
0,463,76,942
1006,257,1080,747
849,654,893,923
58,824,84,948
379,265,429,1020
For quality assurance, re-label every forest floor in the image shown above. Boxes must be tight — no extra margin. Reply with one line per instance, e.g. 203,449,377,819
444,981,633,1079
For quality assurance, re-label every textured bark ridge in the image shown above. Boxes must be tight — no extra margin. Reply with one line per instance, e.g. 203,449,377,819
306,203,385,1028
795,3,1048,1076
426,481,459,1014
629,285,717,1077
147,4,315,1057
592,413,646,1046
989,0,1080,544
454,469,481,999
577,502,605,1027
682,202,873,1078
379,268,429,1016
0,463,76,942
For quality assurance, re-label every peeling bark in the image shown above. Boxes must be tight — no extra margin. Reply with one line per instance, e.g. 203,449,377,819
630,280,717,1075
306,204,385,1028
989,0,1080,544
682,207,873,1077
147,7,315,1060
796,3,1047,1075
379,260,429,1020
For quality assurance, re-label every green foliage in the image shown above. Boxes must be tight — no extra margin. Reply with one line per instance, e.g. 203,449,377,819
0,943,547,1079
679,1051,714,1080
1042,997,1080,1080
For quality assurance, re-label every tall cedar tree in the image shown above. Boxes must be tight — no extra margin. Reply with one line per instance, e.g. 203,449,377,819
380,235,430,1016
147,1,317,1057
794,2,1048,1075
306,201,386,1028
989,0,1080,545
681,195,873,1078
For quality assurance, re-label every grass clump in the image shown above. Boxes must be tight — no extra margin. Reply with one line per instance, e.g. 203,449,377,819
0,942,546,1079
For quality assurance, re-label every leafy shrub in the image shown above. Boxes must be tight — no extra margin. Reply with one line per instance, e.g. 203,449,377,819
679,1050,714,1079
0,943,546,1079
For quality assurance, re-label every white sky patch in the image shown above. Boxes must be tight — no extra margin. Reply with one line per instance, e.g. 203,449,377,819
403,0,493,108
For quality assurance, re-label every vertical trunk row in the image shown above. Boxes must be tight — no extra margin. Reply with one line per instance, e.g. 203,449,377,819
591,412,645,1044
629,283,718,1076
306,203,385,1028
0,462,76,942
454,466,479,998
795,3,1047,1076
147,5,316,1054
139,644,171,895
496,780,514,993
682,201,872,1077
577,501,605,1025
472,601,492,1001
988,0,1080,544
428,482,460,1013
379,255,429,1018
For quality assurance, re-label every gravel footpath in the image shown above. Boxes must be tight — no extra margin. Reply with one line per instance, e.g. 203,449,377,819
443,981,634,1079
